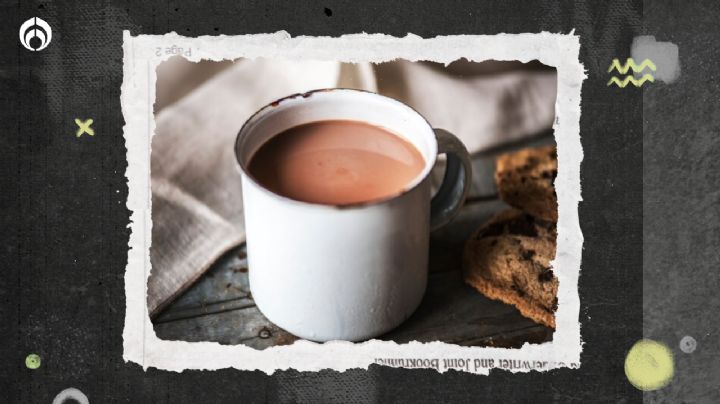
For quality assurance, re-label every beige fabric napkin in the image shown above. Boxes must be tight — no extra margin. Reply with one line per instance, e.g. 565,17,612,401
148,59,556,316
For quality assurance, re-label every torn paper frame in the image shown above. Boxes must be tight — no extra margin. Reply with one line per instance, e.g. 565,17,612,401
121,31,585,374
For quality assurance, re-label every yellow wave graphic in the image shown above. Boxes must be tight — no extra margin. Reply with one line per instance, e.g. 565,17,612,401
607,74,655,88
608,58,657,74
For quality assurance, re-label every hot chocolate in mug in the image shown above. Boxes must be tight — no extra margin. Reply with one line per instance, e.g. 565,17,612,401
235,88,471,342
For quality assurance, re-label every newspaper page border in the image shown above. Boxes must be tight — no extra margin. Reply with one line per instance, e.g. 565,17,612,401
121,31,585,374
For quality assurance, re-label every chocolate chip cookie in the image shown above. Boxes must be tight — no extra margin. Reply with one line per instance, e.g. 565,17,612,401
495,145,558,222
463,208,558,328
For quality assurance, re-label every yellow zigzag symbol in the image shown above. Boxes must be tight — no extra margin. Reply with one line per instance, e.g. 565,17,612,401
608,58,656,74
607,74,655,88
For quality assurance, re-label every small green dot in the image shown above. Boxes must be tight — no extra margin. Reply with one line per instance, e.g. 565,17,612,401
25,353,41,369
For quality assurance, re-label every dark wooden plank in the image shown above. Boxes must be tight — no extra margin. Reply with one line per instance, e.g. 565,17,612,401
154,296,255,324
379,270,552,346
154,304,298,349
160,246,250,312
153,263,551,349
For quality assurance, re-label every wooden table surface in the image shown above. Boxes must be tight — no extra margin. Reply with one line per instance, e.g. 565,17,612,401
153,133,555,349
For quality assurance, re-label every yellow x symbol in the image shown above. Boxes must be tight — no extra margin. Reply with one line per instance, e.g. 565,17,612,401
75,118,94,137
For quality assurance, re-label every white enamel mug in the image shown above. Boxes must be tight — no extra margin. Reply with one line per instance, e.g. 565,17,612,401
235,89,471,342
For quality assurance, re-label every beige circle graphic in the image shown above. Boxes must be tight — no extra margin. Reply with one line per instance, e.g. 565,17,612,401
625,339,674,391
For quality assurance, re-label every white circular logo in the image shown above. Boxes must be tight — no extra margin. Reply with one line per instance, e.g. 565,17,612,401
19,17,52,51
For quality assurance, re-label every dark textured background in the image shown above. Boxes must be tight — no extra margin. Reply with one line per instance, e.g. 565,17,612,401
0,0,710,402
642,1,720,403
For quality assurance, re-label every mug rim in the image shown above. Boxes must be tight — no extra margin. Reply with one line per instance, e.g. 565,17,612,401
234,87,439,210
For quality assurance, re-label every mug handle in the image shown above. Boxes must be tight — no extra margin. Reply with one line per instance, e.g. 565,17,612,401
430,129,473,231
